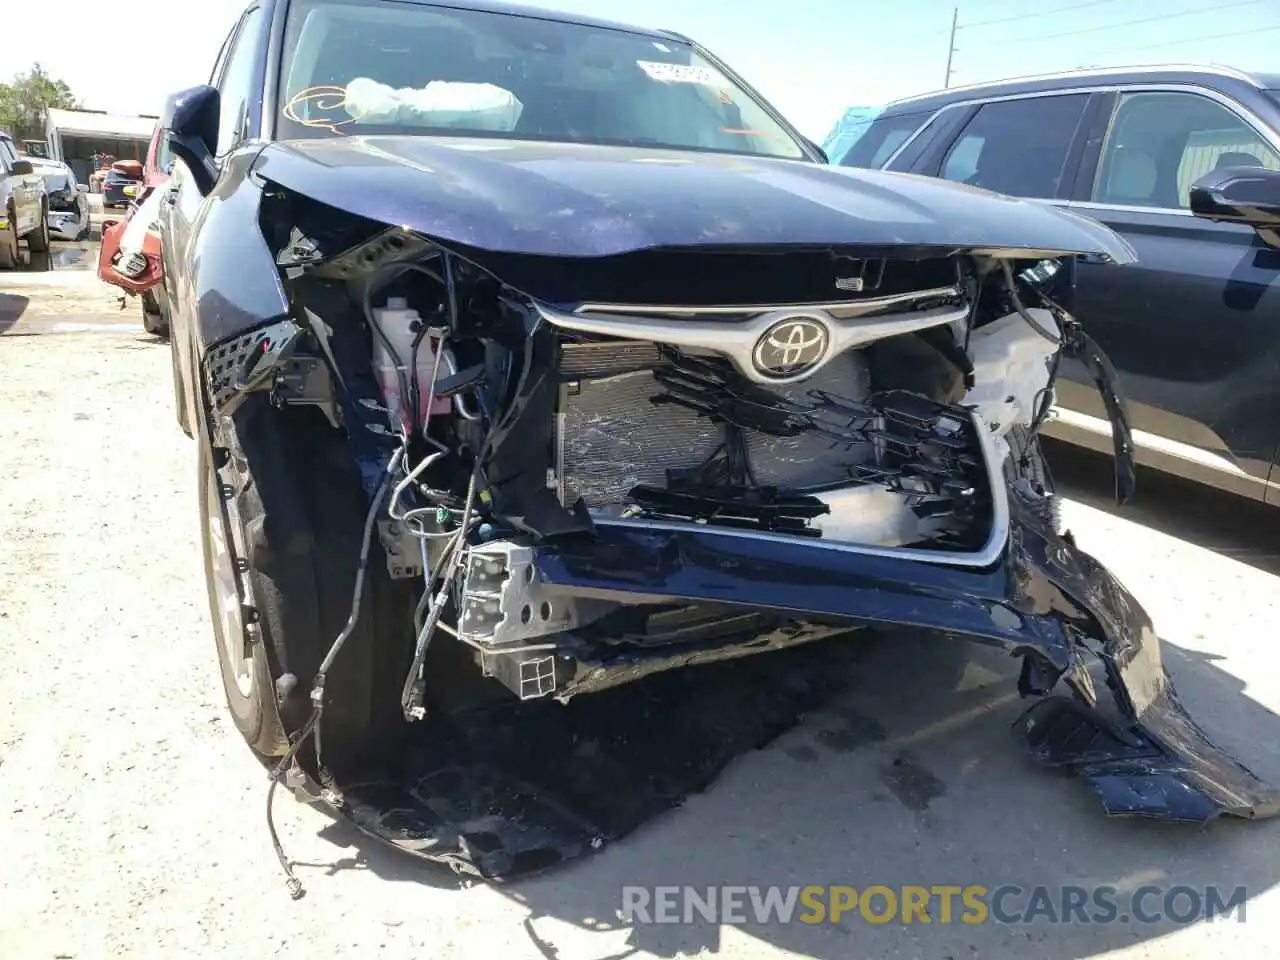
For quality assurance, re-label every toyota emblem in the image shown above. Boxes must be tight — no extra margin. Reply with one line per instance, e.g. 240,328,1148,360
751,317,830,379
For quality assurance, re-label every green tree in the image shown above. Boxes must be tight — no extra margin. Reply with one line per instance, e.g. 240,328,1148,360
0,63,79,143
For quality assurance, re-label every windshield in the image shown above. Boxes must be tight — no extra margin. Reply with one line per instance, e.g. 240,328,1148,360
38,169,73,193
276,0,807,159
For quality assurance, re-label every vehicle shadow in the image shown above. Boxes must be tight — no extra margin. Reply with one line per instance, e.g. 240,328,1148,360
46,245,92,270
280,439,1280,958
0,247,55,282
300,619,1280,959
1043,437,1280,576
0,293,30,334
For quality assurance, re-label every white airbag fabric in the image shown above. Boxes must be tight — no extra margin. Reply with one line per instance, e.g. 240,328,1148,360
344,77,524,130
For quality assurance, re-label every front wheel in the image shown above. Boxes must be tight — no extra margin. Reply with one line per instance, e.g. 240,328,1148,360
170,331,191,438
199,437,288,757
199,395,415,770
26,204,50,253
0,208,19,269
141,289,170,339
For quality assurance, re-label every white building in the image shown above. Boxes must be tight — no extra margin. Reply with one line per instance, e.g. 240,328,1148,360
44,108,158,186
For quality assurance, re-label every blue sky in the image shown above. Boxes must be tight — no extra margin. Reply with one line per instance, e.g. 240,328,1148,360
3,0,1278,139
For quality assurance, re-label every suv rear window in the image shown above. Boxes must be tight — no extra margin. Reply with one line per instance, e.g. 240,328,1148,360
838,112,930,168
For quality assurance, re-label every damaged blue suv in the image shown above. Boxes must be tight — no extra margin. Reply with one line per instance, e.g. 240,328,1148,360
157,0,1280,889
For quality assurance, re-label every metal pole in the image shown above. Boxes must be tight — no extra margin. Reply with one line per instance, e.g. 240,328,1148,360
944,7,958,88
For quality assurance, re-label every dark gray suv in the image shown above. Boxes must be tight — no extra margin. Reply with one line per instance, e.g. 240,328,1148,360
840,66,1280,505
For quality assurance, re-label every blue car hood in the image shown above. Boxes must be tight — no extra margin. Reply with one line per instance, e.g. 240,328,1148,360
252,135,1137,262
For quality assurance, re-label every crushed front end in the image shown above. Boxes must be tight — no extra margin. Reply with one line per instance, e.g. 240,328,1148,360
209,204,1279,883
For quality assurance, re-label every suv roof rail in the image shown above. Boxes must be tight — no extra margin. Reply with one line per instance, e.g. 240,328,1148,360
888,63,1263,107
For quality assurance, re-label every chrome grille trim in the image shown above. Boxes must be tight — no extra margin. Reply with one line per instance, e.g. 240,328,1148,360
535,297,969,386
573,284,963,318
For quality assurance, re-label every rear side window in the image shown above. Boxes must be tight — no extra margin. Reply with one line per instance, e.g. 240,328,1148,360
939,94,1088,198
41,171,71,192
839,112,931,168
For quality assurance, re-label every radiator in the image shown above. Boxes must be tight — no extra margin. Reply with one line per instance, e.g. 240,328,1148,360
557,342,872,511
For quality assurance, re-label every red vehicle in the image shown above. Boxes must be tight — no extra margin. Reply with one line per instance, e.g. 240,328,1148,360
96,180,168,336
95,122,174,337
142,121,171,191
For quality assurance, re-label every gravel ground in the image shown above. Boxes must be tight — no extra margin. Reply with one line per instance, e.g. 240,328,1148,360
4,302,1280,959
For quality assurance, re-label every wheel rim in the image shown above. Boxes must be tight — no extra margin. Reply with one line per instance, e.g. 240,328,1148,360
205,463,255,698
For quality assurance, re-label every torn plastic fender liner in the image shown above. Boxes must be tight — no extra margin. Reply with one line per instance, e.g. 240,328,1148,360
1059,318,1138,505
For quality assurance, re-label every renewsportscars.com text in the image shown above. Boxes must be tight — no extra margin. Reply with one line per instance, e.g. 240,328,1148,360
620,884,1248,926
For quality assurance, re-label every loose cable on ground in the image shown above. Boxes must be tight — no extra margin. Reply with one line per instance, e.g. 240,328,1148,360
265,442,404,901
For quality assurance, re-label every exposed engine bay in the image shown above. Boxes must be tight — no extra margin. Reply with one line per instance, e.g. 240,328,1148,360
195,190,1279,891
212,213,1082,706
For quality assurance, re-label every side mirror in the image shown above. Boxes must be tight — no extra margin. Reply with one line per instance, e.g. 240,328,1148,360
11,159,34,176
1190,165,1280,247
162,84,221,196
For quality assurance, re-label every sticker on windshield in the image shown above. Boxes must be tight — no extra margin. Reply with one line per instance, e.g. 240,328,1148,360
637,61,728,87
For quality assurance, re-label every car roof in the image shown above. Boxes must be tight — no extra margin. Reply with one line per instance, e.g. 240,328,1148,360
276,0,676,41
883,64,1278,116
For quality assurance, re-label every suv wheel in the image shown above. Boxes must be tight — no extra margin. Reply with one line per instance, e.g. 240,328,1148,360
0,207,19,269
26,203,50,253
200,435,288,757
171,336,191,437
141,289,170,339
199,395,415,768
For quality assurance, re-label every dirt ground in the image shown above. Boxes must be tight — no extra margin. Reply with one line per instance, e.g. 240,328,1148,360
4,267,1280,959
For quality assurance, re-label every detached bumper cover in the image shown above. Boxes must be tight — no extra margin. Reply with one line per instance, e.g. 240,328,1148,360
1015,691,1280,822
316,486,1279,878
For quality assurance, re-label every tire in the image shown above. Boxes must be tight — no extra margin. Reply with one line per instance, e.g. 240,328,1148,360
141,290,170,339
26,203,50,253
0,207,19,270
170,331,192,439
199,436,288,757
200,394,415,770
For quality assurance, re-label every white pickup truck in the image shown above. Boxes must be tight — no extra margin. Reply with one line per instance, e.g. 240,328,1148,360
0,131,50,268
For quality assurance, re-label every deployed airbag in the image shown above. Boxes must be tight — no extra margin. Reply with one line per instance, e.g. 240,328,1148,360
344,77,524,130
